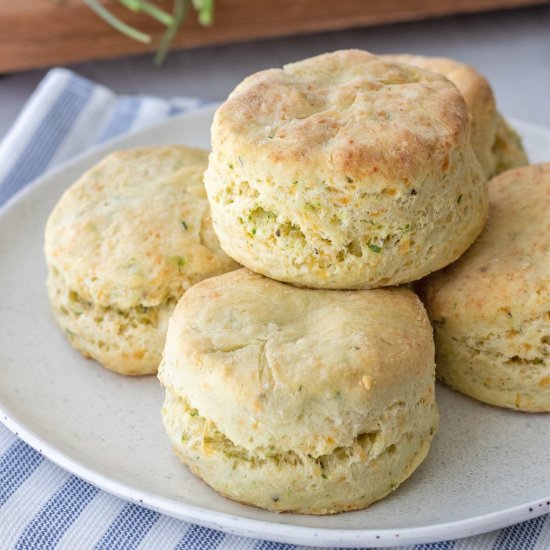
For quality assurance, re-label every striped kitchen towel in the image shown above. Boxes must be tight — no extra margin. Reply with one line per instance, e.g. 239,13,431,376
0,68,549,550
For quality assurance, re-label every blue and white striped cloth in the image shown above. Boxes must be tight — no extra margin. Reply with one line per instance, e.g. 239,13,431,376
0,68,548,550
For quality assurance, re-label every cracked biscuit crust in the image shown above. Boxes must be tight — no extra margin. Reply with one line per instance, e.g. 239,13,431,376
420,164,550,411
45,146,239,375
205,49,488,289
159,268,438,512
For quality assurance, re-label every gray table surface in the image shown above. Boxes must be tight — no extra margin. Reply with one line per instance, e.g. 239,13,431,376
1,4,549,140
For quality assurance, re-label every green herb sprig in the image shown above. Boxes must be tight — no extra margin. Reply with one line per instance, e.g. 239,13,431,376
84,0,214,64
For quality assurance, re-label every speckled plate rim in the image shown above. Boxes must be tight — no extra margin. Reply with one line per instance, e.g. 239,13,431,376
0,109,549,548
2,407,549,548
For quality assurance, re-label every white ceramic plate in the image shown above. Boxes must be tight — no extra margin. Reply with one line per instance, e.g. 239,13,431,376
0,108,549,548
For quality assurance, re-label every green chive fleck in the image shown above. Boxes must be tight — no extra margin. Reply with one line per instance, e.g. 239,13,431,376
368,244,382,253
170,256,186,270
457,194,463,204
181,220,188,230
321,473,328,480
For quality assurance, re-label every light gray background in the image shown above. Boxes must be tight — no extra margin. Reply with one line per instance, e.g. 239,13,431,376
1,4,549,138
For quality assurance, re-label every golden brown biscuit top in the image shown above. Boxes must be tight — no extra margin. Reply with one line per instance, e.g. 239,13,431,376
212,49,471,182
160,269,434,455
383,54,496,122
383,54,497,176
45,146,237,310
422,163,550,327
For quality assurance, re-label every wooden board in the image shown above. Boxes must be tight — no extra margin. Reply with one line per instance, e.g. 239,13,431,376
0,0,548,72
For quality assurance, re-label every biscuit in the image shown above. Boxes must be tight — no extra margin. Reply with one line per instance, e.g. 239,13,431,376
493,114,529,174
205,50,488,290
383,54,528,178
45,146,239,375
159,269,438,514
419,164,550,411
